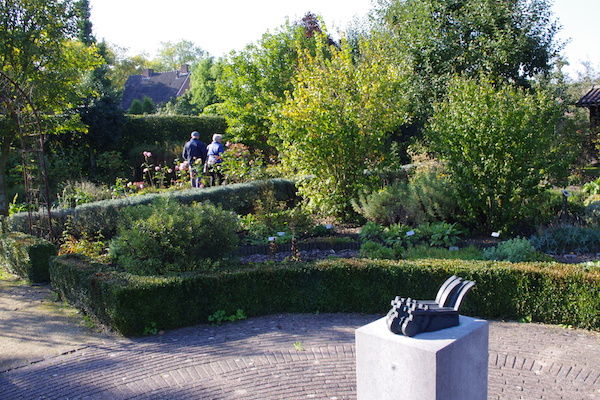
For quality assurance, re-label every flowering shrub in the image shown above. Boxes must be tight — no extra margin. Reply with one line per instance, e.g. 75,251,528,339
221,142,268,184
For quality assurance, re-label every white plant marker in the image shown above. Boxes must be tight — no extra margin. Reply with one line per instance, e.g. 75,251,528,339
491,232,500,238
449,246,459,251
268,236,276,242
406,230,415,237
325,224,334,230
277,232,286,236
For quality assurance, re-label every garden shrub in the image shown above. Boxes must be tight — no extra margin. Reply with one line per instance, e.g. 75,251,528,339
417,222,463,247
402,245,484,261
530,224,600,254
483,238,551,263
427,77,577,232
118,115,226,151
359,241,397,260
0,232,57,283
110,200,240,275
359,222,385,243
352,168,459,226
50,255,600,335
9,179,298,239
583,198,600,227
58,181,113,208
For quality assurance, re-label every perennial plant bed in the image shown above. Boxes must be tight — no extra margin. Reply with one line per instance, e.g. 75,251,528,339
50,254,599,336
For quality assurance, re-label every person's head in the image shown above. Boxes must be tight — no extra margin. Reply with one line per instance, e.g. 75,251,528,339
191,131,200,139
212,134,223,143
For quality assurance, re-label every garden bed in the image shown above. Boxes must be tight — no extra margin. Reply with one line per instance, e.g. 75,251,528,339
50,254,599,336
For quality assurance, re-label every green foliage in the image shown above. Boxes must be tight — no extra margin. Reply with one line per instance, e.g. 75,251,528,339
189,57,223,112
584,198,600,227
274,38,411,217
530,225,600,254
417,222,464,247
141,96,155,114
109,199,240,275
128,99,143,115
359,222,385,243
359,241,397,260
50,255,600,335
360,221,463,249
402,245,484,261
241,205,317,245
10,179,298,239
118,115,226,151
427,77,577,232
583,178,600,196
58,181,113,208
483,238,551,263
216,18,325,154
220,143,269,184
208,309,246,325
152,40,206,71
0,232,57,283
352,167,458,226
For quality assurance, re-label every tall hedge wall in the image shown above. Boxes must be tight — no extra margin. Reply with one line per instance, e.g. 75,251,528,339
50,256,600,336
0,232,57,283
9,179,298,239
119,115,226,148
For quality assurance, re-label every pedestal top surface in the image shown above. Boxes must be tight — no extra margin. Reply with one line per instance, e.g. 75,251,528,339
356,315,488,352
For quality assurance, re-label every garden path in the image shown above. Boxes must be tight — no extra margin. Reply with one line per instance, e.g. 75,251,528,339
0,312,598,399
0,275,115,373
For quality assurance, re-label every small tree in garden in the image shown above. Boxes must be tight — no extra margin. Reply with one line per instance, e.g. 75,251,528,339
141,96,156,114
128,99,143,115
427,77,578,231
273,38,411,218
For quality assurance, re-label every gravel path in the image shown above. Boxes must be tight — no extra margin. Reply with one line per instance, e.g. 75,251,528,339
0,313,598,399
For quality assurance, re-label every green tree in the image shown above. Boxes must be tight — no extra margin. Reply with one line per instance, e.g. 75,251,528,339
376,0,560,114
128,99,143,115
189,57,223,112
426,77,578,231
151,40,206,71
141,96,156,114
216,15,328,154
73,0,94,45
273,38,412,217
0,0,99,215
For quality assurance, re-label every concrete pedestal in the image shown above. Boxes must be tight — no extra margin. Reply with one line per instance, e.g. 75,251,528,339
355,315,488,400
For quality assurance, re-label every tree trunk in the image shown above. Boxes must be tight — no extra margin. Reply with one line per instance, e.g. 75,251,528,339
0,145,10,216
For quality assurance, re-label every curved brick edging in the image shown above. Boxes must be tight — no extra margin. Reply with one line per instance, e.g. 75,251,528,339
0,314,598,399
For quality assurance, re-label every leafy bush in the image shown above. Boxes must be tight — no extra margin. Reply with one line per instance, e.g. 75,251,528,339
109,200,240,275
359,222,385,243
427,77,577,232
402,245,484,261
9,179,298,239
50,255,600,335
118,115,226,152
530,225,600,254
359,241,397,260
352,184,409,226
583,178,600,196
0,232,57,283
417,222,464,247
483,238,551,263
58,181,113,208
382,223,415,248
584,198,600,227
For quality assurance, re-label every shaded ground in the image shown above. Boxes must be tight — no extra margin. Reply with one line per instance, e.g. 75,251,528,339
0,272,115,372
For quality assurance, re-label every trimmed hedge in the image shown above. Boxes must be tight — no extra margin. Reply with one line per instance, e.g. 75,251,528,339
9,179,298,239
119,115,226,149
0,232,57,283
50,255,600,336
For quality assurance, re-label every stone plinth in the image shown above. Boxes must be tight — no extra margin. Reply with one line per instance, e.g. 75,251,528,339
356,315,488,400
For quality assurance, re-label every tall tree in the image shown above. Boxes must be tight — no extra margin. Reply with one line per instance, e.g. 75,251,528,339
0,0,99,215
151,40,206,71
189,57,224,113
74,0,94,45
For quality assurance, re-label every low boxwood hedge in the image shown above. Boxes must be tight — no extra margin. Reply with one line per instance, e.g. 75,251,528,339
50,255,599,336
0,232,57,283
9,179,298,238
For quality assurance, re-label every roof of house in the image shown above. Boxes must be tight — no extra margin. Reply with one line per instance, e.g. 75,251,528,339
576,86,600,107
121,68,191,111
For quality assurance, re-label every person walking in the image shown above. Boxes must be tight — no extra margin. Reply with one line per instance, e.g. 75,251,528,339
182,131,207,187
205,134,225,186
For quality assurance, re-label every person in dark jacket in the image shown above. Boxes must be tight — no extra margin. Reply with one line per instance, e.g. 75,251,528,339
182,131,207,187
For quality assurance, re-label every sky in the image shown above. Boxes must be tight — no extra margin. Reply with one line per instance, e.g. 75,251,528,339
90,0,600,79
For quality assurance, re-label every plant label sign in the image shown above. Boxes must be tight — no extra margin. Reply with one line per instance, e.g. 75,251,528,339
268,237,276,242
406,230,415,237
491,232,500,238
277,232,286,237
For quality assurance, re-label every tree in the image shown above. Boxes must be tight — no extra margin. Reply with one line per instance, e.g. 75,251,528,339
216,14,329,154
151,40,206,71
74,0,94,45
426,77,578,231
376,0,560,114
189,57,223,112
128,99,143,115
0,0,99,215
141,96,156,114
273,38,412,217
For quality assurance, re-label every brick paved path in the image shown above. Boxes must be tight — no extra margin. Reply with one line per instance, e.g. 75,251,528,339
0,314,598,399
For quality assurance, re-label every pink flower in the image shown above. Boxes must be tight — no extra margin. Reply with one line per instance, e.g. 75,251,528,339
140,184,145,189
143,151,152,158
174,165,179,171
167,168,173,173
143,168,149,173
155,166,160,171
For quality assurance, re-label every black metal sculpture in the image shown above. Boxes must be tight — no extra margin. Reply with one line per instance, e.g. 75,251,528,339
386,276,475,337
